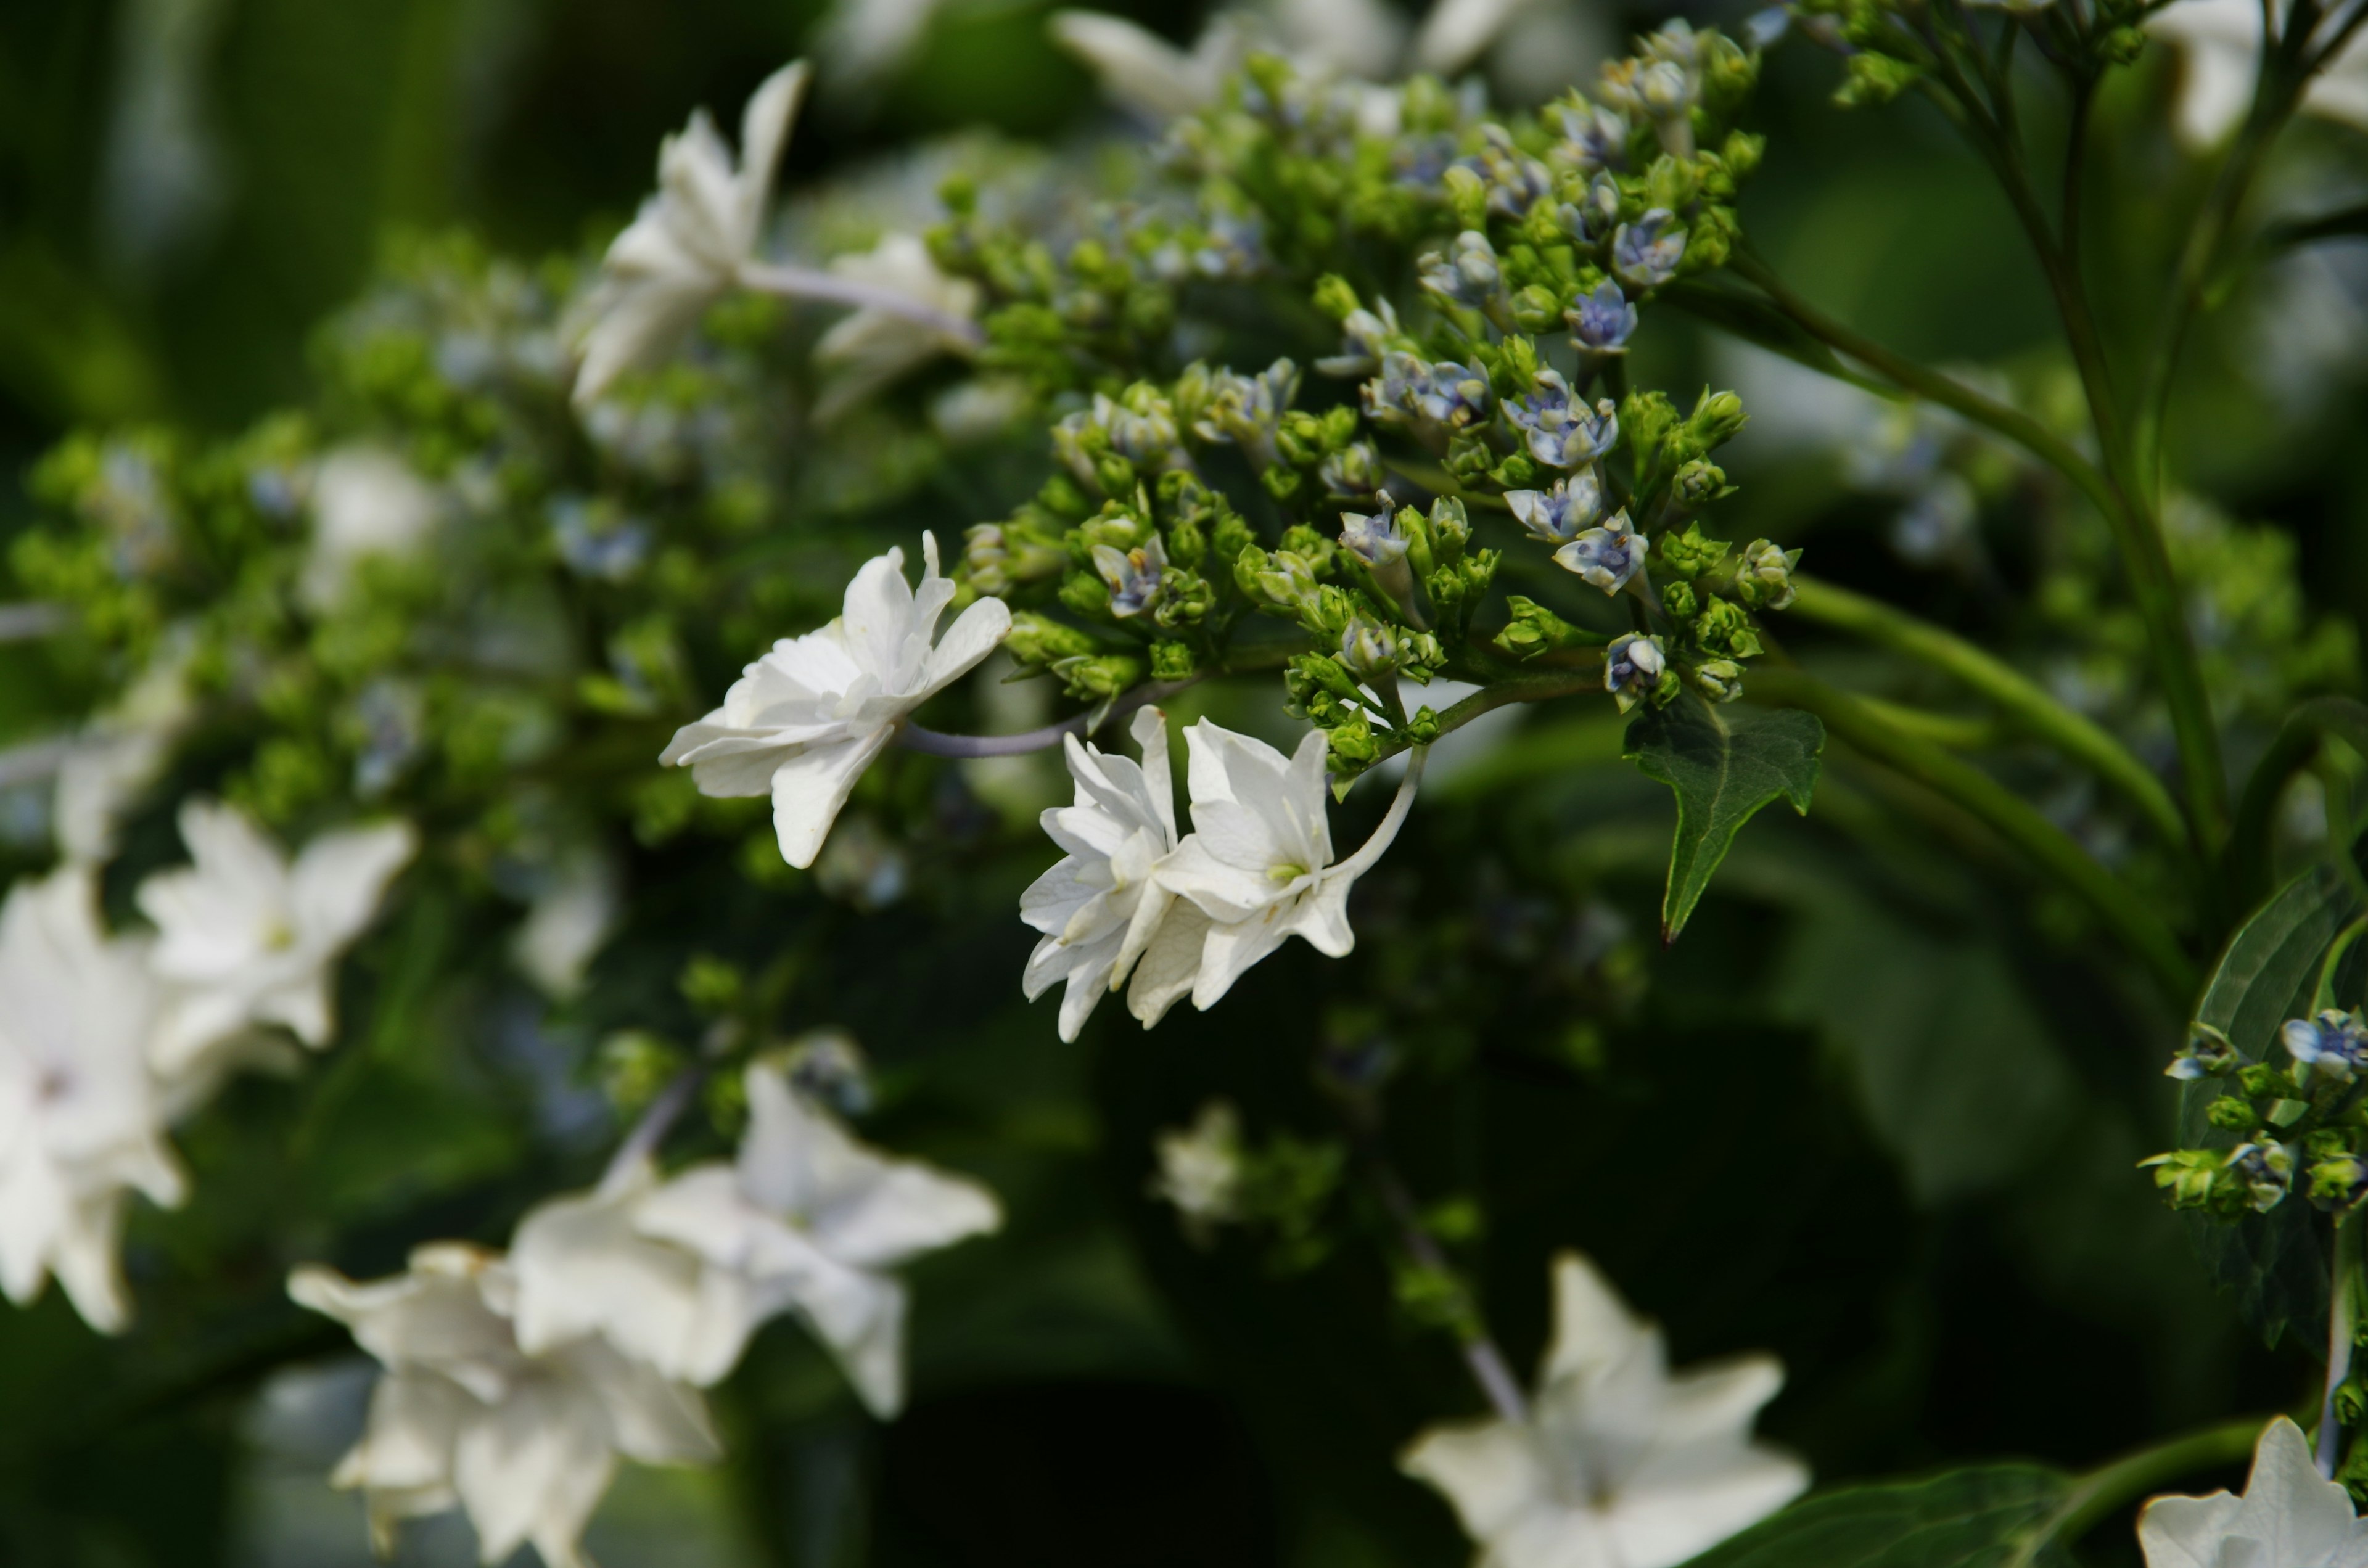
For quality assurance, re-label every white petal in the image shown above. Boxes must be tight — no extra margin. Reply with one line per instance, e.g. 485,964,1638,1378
289,819,417,950
1400,1418,1554,1541
452,1378,616,1568
771,729,894,869
732,62,810,256
915,596,1013,697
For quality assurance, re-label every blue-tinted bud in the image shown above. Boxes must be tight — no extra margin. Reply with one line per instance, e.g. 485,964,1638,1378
1551,97,1632,173
1612,209,1689,290
1507,470,1606,544
1339,615,1402,680
1092,533,1168,618
1363,351,1490,439
1566,280,1639,357
1418,231,1504,313
1605,632,1667,712
1553,509,1642,594
2226,1140,2296,1213
1192,359,1301,472
2165,1021,2239,1080
1505,370,1620,470
2284,1009,2368,1085
1315,300,1407,378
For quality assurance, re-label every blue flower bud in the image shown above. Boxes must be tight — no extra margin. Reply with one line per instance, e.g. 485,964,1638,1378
1507,471,1606,544
1504,371,1620,470
1192,359,1301,472
1553,509,1642,594
2165,1021,2239,1080
1566,281,1639,358
1612,209,1689,290
2226,1139,2296,1213
1092,533,1168,618
1605,632,1667,712
1418,231,1505,313
2284,1009,2368,1085
1339,615,1402,680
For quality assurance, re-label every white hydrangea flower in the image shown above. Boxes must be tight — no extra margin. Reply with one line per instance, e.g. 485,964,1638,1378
298,445,446,612
659,534,1010,869
0,868,184,1333
511,848,621,1000
2147,0,2368,147
53,636,195,864
1021,706,1198,1040
2140,1417,2368,1568
627,1062,1001,1415
1151,1099,1244,1230
1402,1252,1807,1568
813,233,982,421
290,1242,721,1568
136,800,417,1086
1049,10,1252,118
571,61,809,405
1153,719,1419,1012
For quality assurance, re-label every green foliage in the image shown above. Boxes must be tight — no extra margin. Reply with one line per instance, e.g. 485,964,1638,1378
1679,1466,2074,1568
1624,696,1824,939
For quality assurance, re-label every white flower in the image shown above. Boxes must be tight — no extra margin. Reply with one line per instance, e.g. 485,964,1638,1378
813,233,982,421
2140,1417,2368,1568
1021,706,1199,1039
571,61,809,406
1151,1100,1244,1228
512,848,621,1000
298,445,446,612
1050,10,1252,119
2147,0,2368,147
814,0,946,86
1402,1252,1807,1568
1153,719,1420,1012
290,1242,721,1568
0,868,184,1333
628,1063,1001,1415
54,636,195,864
136,800,416,1085
659,535,1011,869
1413,0,1542,75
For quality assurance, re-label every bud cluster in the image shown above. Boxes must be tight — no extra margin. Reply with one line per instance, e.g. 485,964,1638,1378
2145,1014,2368,1220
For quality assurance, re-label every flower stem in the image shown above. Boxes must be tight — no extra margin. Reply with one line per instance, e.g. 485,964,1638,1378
2324,1209,2362,1478
2000,1413,2268,1566
2227,697,2368,912
1358,1136,1529,1425
604,1064,707,1187
736,261,985,347
1747,666,2198,999
894,679,1200,758
1786,576,2190,855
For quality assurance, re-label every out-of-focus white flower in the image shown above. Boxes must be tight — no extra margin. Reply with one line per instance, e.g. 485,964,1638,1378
813,233,982,420
136,800,416,1083
2140,1416,2368,1567
54,636,197,864
630,1063,1001,1415
1050,11,1252,119
1154,720,1420,1011
659,535,1010,869
512,848,621,1000
1402,1252,1807,1568
1151,1099,1244,1230
298,445,446,612
290,1242,720,1568
2147,0,2368,147
1414,0,1540,75
814,0,946,88
0,868,184,1333
572,61,809,405
1022,707,1193,1039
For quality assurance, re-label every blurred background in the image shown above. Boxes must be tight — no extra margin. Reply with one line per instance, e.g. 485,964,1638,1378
3,1,2368,1566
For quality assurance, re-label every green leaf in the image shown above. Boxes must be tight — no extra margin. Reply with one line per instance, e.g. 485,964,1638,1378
2177,858,2367,1349
1626,694,1825,939
1679,1465,2074,1568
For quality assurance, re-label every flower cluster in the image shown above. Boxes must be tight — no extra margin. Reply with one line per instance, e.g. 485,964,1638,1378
292,1061,998,1567
0,804,410,1333
2145,1010,2368,1218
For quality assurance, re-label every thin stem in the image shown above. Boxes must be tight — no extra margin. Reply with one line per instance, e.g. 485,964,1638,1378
2314,914,2368,1013
2227,697,2368,912
1355,1136,1529,1424
736,261,985,347
2001,1413,2268,1566
1747,667,2198,998
1334,747,1427,876
894,679,1200,758
604,1064,707,1187
1787,576,2190,854
2325,1209,2363,1477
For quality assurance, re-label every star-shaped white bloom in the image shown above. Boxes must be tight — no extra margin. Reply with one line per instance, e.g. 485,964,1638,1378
626,1063,1001,1416
1153,719,1418,1012
298,445,447,612
2147,0,2368,147
0,868,184,1333
813,234,982,420
136,800,416,1085
2140,1418,2368,1568
291,1242,721,1568
659,535,1011,869
1402,1252,1807,1568
1021,707,1204,1040
571,61,809,406
1049,10,1254,118
54,638,195,864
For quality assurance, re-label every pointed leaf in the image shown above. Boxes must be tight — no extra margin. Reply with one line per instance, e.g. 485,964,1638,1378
1626,695,1824,939
1679,1464,2074,1568
2176,857,2367,1349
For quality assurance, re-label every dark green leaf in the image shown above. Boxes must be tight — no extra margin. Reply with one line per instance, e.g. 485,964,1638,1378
2177,859,2367,1348
1626,695,1825,939
1679,1464,2074,1568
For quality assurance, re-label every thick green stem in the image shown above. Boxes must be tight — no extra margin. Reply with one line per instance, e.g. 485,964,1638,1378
2322,1210,2362,1477
2001,1414,2267,1566
2227,698,2368,912
1748,667,2198,998
1788,576,2190,855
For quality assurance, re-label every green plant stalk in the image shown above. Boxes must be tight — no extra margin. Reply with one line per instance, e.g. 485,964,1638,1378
2227,697,2368,910
1748,667,2198,999
2322,1209,2363,1477
1788,577,2189,853
2000,1413,2267,1566
1730,249,2227,855
2312,914,2368,1012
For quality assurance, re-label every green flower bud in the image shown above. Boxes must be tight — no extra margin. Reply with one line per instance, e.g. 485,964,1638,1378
1734,537,1800,612
1672,459,1729,508
1312,273,1361,322
1150,641,1198,679
1326,712,1382,774
1692,659,1745,703
1663,580,1700,620
1059,569,1113,619
1494,595,1609,660
2099,25,2145,63
1442,165,1490,235
1278,523,1338,573
1656,520,1730,581
1511,284,1566,334
2206,1096,2260,1131
1427,497,1471,567
1339,615,1402,680
2240,1063,2295,1099
1720,129,1766,179
1695,597,1762,659
1684,388,1749,448
1052,653,1145,700
1239,546,1321,614
2140,1149,2225,1211
1154,566,1215,628
1006,610,1102,668
1837,52,1920,108
1622,389,1678,473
